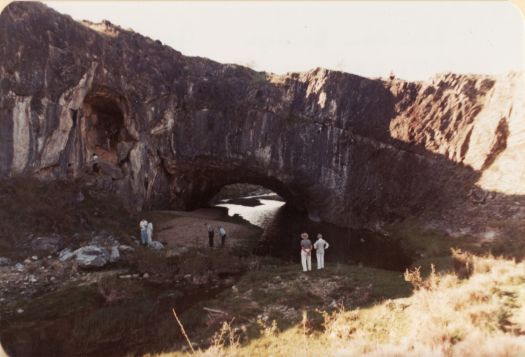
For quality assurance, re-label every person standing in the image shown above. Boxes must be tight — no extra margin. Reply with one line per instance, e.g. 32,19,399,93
313,233,330,269
207,224,214,248
139,219,148,246
219,226,227,248
300,232,312,272
146,221,154,246
92,153,99,173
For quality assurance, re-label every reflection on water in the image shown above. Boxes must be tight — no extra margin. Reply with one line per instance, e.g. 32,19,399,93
216,196,412,271
215,197,285,228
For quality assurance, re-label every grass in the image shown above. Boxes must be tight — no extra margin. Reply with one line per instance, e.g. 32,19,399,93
163,260,411,350
165,253,525,357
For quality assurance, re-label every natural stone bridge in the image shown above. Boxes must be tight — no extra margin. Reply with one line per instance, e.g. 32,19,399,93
1,2,524,228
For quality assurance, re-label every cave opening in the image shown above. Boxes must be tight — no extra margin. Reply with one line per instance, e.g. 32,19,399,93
83,90,130,165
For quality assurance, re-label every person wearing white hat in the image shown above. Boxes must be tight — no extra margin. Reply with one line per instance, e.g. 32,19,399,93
300,232,312,272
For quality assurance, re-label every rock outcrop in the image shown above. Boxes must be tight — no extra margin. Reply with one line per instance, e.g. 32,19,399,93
1,2,524,229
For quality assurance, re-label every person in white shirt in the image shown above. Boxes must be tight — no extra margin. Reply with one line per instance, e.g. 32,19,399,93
300,232,313,272
313,233,330,269
219,226,227,247
139,219,148,246
146,222,154,245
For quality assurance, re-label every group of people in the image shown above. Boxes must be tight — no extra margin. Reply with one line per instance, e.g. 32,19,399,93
300,232,330,272
207,224,227,248
139,219,154,246
138,218,328,272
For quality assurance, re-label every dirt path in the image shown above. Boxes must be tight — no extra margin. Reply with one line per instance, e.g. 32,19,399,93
147,209,261,249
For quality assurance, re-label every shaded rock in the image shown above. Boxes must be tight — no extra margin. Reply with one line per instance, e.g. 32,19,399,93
118,245,134,252
14,263,24,272
73,245,110,268
58,248,75,262
75,191,85,202
89,232,118,247
117,142,134,163
0,257,11,266
109,246,120,263
148,241,164,250
31,235,64,254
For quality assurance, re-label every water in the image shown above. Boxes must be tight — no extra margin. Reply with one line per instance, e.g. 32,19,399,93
216,196,412,271
214,194,285,228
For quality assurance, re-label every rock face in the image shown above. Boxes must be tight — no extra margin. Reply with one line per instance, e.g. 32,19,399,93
0,2,524,228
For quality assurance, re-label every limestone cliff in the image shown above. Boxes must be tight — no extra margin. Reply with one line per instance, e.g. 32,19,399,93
1,2,523,229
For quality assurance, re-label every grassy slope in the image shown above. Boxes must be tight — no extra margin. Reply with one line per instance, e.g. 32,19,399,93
0,177,138,258
168,254,525,357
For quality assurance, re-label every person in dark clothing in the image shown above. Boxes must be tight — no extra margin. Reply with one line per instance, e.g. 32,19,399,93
92,153,99,173
207,224,214,247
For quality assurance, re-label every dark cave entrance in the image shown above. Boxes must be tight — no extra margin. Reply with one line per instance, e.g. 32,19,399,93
83,89,130,165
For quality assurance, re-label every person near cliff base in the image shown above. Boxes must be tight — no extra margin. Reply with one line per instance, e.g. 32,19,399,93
92,153,99,173
300,232,312,272
146,221,154,245
139,219,148,246
313,233,330,269
207,224,214,248
219,226,227,247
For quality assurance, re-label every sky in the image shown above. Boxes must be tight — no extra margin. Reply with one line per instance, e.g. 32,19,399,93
43,1,524,81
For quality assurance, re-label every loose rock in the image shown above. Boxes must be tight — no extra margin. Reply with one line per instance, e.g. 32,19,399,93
31,234,64,254
73,245,110,268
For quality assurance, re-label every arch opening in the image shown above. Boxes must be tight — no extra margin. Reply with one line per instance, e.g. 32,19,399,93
210,183,286,229
206,182,412,271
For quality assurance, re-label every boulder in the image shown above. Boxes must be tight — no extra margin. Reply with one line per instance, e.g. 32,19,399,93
118,245,135,252
73,245,110,268
148,241,165,250
109,246,120,263
14,263,25,272
0,257,11,266
31,234,64,254
75,191,85,203
58,248,75,262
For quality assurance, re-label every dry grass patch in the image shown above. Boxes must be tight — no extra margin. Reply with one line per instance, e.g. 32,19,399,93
166,254,525,356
